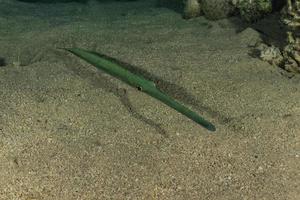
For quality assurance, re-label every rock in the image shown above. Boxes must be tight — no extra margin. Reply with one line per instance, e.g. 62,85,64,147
235,0,272,22
201,0,235,20
183,0,201,19
238,27,263,46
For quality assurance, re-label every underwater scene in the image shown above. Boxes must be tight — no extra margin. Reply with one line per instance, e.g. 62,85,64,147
0,0,299,199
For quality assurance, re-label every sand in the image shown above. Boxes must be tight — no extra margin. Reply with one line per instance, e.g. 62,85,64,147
0,0,299,199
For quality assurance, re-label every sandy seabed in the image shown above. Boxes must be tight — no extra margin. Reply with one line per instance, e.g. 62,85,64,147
0,0,299,199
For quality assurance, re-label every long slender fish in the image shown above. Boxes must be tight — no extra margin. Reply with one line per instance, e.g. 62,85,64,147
64,48,216,132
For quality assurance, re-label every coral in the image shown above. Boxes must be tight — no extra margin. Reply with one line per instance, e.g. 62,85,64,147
281,0,300,73
183,0,201,19
258,43,284,66
255,0,299,74
233,0,273,22
201,0,235,20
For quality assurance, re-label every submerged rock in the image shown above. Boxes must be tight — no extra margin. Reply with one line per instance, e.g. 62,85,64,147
201,0,236,20
183,0,201,19
233,0,273,22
